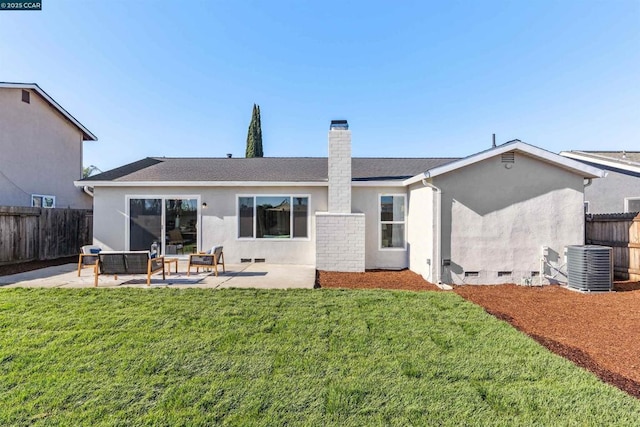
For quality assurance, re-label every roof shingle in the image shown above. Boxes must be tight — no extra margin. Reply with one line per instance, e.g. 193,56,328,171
83,157,460,183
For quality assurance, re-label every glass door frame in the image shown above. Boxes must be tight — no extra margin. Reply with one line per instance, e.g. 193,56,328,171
125,194,202,255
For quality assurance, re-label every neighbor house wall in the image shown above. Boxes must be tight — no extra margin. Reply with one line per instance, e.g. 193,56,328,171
352,186,408,269
433,152,585,285
92,185,327,265
0,88,91,209
582,167,640,214
406,183,435,280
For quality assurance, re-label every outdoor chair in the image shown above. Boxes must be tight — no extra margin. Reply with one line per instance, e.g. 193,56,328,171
96,251,165,287
187,246,225,277
167,229,185,254
77,245,102,276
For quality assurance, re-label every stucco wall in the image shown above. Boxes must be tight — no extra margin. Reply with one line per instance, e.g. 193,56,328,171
0,88,91,208
352,186,408,269
583,167,640,214
433,152,585,285
406,183,435,280
92,185,327,265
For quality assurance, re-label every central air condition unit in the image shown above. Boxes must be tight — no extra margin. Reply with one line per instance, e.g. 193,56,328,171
566,245,613,292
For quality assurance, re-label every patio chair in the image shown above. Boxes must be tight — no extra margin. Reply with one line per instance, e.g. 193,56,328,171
187,246,225,277
77,245,101,276
167,229,185,254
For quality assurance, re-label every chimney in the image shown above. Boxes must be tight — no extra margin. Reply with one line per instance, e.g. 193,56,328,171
328,119,352,213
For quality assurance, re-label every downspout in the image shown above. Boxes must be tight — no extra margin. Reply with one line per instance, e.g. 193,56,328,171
421,175,442,285
83,186,94,198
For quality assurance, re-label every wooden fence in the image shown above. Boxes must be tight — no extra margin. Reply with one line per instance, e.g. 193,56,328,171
586,212,640,280
0,206,92,265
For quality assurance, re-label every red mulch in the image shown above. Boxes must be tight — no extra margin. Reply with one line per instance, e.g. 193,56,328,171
316,269,440,292
0,256,77,276
317,269,640,398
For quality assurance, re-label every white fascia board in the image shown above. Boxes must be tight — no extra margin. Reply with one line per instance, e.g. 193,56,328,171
352,180,407,187
403,141,606,186
560,151,640,174
76,180,406,188
75,180,330,187
0,82,97,141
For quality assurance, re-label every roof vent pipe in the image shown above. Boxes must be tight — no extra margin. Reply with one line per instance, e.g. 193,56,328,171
226,153,232,158
492,133,496,148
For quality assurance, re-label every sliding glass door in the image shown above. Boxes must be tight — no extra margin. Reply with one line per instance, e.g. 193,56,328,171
129,198,163,251
128,196,199,255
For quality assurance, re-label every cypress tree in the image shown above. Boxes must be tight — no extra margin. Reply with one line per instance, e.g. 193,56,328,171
246,104,264,158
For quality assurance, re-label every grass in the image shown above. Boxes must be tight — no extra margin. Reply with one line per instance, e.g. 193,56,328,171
0,288,639,426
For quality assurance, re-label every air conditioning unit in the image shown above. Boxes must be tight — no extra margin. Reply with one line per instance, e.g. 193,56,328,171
566,245,613,292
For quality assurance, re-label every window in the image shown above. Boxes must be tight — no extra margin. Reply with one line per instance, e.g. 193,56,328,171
380,194,406,249
22,90,30,104
238,195,309,239
625,197,640,213
31,194,55,208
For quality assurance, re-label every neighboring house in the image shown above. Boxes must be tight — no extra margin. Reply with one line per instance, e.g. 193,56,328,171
0,82,97,209
560,151,640,214
79,121,604,285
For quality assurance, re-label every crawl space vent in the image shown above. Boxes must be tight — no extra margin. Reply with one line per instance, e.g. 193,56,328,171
566,245,612,292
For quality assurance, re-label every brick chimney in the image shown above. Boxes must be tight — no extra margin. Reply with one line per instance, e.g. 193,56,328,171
328,120,351,213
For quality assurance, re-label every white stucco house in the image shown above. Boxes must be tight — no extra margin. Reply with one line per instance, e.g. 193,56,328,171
560,151,640,214
79,120,605,284
0,82,97,209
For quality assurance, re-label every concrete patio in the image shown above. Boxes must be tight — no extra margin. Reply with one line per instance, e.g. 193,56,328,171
0,260,316,289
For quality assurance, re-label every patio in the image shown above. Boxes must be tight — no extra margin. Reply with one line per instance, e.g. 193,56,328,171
0,260,315,289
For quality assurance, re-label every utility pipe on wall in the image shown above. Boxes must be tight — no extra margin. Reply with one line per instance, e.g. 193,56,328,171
421,176,442,284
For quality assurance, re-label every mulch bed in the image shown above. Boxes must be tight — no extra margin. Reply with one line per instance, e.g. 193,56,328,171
316,269,440,292
317,270,640,398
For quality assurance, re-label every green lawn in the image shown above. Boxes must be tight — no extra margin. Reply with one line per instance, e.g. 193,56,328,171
0,288,638,426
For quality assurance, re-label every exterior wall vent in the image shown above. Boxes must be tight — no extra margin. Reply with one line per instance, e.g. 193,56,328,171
240,258,252,263
497,271,512,277
566,245,613,292
464,271,479,277
254,258,266,263
501,152,515,163
21,90,30,104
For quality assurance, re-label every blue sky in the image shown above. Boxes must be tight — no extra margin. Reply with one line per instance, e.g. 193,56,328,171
1,0,638,172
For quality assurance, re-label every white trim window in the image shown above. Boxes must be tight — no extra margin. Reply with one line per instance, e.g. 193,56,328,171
625,197,640,213
31,194,55,208
379,194,406,250
238,195,309,239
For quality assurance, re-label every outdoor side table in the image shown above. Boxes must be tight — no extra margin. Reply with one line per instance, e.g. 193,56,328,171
163,258,179,275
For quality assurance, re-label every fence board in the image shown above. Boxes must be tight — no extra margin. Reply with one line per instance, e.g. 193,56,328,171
586,213,639,281
0,206,92,265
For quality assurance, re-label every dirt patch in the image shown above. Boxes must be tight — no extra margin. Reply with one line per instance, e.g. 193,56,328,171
455,284,640,398
316,269,440,292
0,256,77,277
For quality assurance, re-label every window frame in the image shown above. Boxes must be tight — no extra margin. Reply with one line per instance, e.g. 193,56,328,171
378,193,407,251
624,197,640,213
236,194,311,241
31,194,55,208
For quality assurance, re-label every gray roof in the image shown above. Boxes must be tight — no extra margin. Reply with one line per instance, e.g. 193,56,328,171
83,157,460,183
567,151,640,166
